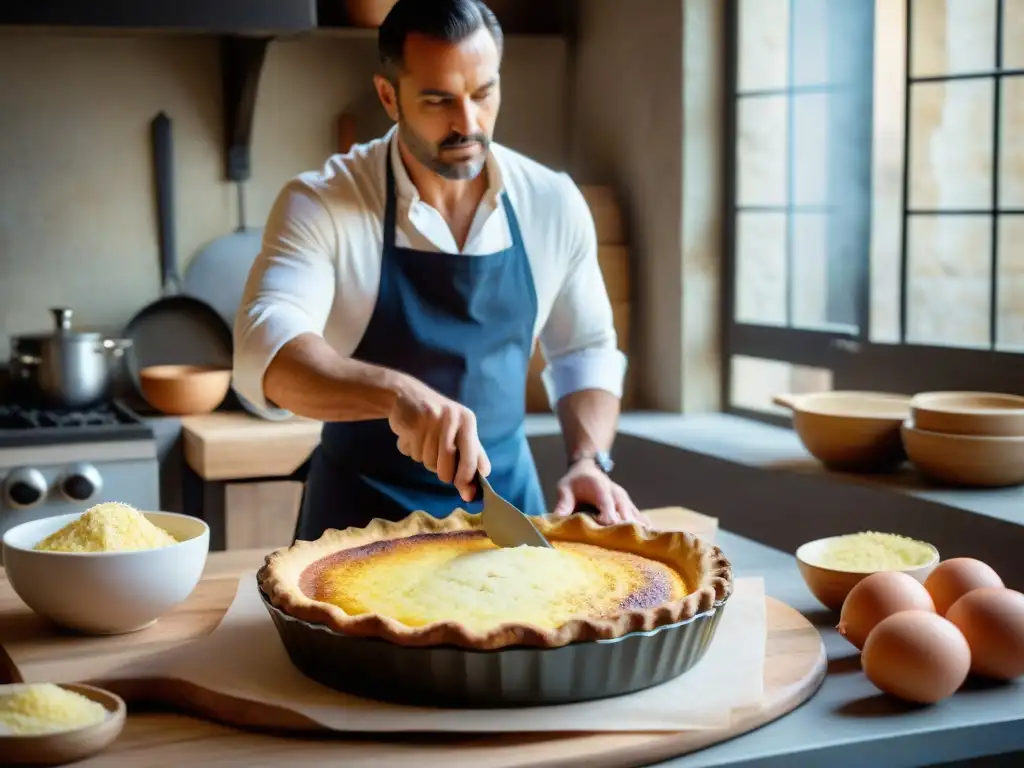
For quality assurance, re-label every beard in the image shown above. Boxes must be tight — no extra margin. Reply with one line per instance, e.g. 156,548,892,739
397,111,490,181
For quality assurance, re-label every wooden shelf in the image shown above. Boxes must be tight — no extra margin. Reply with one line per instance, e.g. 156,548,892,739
0,0,316,34
1,0,577,191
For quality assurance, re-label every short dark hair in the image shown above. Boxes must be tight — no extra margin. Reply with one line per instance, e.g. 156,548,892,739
378,0,503,81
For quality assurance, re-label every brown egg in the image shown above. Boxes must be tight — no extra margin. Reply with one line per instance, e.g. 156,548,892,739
837,571,936,650
946,587,1024,680
862,610,971,704
924,558,1004,616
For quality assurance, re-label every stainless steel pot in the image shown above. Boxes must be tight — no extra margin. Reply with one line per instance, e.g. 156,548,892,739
9,308,132,410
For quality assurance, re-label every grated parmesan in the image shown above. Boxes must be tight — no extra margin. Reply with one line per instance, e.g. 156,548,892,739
810,531,935,572
35,502,177,553
0,683,108,736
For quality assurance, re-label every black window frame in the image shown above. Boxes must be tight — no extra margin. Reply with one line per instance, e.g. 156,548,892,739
722,0,1024,428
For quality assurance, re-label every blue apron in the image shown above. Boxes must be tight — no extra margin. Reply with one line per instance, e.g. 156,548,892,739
294,145,546,541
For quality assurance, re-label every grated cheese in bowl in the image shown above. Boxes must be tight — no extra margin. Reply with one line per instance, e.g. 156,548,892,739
0,683,108,736
806,531,936,572
34,502,177,553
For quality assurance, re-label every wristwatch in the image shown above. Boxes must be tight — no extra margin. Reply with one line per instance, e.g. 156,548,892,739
569,450,615,474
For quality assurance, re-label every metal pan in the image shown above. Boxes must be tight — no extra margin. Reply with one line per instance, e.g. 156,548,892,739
259,584,729,708
181,180,263,331
183,111,359,331
123,112,233,397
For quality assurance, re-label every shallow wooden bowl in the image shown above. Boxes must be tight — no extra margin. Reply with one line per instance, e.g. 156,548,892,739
795,535,939,611
773,391,912,472
0,683,126,766
901,421,1024,487
910,391,1024,437
139,364,231,415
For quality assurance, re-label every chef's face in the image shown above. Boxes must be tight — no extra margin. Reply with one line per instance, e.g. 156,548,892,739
376,27,501,181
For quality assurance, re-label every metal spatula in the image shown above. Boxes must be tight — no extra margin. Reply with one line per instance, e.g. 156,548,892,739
476,473,553,549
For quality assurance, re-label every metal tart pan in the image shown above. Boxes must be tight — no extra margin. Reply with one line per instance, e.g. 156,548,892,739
259,586,729,708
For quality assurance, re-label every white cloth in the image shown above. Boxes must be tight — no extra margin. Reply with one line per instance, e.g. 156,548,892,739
233,126,627,420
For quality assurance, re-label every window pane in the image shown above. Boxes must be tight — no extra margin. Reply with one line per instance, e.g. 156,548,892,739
910,0,996,78
738,0,789,92
999,76,1024,209
735,212,787,325
870,0,908,343
792,93,829,206
909,80,994,211
736,96,788,206
1004,0,1024,69
906,214,992,348
998,216,1024,351
791,0,829,87
729,355,833,415
791,213,828,328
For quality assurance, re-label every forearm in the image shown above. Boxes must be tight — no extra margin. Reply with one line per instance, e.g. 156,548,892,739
263,333,413,422
555,388,620,460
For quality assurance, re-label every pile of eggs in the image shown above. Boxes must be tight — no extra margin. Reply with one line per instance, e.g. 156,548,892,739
837,557,1024,703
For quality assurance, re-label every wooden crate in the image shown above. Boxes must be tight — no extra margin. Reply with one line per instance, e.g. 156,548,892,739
580,185,625,245
599,246,630,302
526,185,634,413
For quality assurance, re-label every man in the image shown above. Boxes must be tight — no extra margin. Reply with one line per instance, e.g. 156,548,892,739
233,0,644,540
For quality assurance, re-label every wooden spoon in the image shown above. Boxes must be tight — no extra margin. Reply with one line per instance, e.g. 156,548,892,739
1,683,126,766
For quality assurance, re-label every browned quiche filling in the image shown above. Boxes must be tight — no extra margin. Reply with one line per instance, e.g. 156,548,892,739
259,510,733,650
298,529,688,633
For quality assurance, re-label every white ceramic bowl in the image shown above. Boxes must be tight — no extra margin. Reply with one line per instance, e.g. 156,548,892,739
1,511,209,635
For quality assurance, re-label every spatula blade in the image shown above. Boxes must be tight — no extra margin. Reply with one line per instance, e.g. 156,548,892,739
477,473,553,548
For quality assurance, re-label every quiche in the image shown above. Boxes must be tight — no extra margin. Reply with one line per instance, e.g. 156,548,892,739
259,510,733,650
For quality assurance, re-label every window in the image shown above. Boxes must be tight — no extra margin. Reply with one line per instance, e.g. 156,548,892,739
723,0,1023,424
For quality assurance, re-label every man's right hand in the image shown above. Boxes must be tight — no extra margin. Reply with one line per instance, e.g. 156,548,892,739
388,381,491,503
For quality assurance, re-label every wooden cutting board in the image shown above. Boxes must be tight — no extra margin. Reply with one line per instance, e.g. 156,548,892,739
181,413,322,481
0,542,826,767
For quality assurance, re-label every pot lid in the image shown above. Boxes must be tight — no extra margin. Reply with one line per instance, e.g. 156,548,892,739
11,308,110,343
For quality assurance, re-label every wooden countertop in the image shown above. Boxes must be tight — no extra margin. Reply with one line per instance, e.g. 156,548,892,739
0,550,292,764
0,508,718,765
181,412,321,481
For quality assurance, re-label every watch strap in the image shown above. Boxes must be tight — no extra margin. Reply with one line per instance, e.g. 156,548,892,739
569,450,615,474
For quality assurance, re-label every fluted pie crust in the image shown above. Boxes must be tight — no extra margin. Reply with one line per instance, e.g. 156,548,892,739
258,509,733,650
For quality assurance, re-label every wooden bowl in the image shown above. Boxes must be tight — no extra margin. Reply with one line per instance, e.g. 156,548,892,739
1,683,125,765
345,0,397,27
795,535,939,611
901,421,1024,487
773,391,911,472
139,364,231,415
910,391,1024,436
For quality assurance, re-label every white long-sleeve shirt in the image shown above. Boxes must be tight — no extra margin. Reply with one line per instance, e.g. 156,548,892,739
233,126,627,420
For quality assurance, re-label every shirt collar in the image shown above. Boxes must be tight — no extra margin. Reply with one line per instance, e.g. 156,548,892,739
386,124,505,207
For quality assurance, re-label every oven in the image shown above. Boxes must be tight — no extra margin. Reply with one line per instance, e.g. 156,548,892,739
0,401,159,564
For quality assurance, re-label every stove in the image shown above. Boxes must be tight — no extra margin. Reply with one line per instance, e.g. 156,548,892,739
0,402,154,446
0,401,160,562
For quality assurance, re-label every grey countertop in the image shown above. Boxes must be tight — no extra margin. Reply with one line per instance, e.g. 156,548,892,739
656,530,1024,768
525,411,1024,527
522,412,1024,768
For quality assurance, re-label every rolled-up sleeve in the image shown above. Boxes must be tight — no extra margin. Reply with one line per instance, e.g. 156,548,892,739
537,176,628,406
232,180,337,420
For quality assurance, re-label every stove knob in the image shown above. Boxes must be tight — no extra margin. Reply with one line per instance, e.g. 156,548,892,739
59,463,102,503
4,468,48,509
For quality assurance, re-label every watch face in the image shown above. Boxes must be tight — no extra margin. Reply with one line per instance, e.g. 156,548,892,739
595,452,615,473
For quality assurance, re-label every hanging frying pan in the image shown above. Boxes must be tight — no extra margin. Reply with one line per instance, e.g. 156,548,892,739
123,112,234,397
183,111,360,331
181,177,263,330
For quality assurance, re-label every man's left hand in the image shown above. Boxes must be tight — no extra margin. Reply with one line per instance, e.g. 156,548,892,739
551,459,649,526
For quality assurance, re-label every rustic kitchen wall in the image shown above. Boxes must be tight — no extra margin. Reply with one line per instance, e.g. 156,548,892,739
571,0,725,413
0,30,567,359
